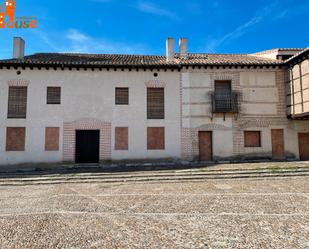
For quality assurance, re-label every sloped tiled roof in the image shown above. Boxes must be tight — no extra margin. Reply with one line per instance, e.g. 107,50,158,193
180,53,282,65
252,48,304,55
284,47,309,65
0,52,284,68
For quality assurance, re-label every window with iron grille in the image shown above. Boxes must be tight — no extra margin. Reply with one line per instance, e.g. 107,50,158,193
115,88,129,105
7,86,27,119
214,80,232,112
47,87,61,104
147,88,164,119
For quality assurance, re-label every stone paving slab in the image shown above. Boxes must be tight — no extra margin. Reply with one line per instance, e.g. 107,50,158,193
0,177,308,248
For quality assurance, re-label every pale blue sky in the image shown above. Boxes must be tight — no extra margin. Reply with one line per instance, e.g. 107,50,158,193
0,0,308,59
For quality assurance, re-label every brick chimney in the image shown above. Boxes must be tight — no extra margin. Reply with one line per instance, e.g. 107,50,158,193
166,38,175,62
13,37,25,59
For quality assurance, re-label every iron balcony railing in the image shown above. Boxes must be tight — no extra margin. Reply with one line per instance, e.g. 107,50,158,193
211,91,239,113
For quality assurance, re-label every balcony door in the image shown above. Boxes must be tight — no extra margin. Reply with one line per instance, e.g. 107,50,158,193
214,80,232,112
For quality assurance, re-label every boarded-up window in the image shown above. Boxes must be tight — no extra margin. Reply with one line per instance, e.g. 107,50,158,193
7,86,27,119
244,131,261,147
147,127,165,150
115,88,129,105
115,127,128,150
45,127,60,151
6,127,26,151
147,88,164,119
47,87,61,104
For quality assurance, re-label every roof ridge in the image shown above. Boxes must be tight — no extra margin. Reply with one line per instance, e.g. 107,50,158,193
31,52,165,57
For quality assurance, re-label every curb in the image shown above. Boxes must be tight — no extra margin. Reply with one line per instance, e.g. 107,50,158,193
0,170,308,186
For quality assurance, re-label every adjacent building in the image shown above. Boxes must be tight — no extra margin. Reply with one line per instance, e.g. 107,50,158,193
0,37,308,165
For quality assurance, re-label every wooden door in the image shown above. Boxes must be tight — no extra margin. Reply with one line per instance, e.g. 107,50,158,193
271,129,284,159
199,131,212,161
75,130,100,163
298,133,309,160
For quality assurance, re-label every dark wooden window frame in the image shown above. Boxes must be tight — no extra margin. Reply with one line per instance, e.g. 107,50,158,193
47,87,61,104
7,86,27,119
147,88,165,119
115,87,129,105
244,131,262,148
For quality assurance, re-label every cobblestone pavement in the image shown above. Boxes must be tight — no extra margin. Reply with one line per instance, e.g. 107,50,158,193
0,176,308,248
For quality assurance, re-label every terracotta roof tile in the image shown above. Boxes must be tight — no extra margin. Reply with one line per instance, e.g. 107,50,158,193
0,52,284,67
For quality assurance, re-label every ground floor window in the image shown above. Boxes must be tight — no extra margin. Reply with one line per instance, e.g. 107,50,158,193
115,127,128,150
147,127,165,150
45,127,60,151
6,127,26,151
244,131,261,147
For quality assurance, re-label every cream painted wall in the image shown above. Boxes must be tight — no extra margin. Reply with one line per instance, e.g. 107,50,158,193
213,130,233,159
285,121,309,158
1,66,308,165
181,69,306,160
240,72,276,87
0,68,181,165
240,71,278,115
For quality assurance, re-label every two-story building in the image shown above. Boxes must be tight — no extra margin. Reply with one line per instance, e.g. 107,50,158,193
0,37,308,166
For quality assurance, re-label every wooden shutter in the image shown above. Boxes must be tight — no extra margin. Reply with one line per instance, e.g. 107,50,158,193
45,127,60,151
147,127,165,150
115,88,129,105
47,87,61,104
244,131,261,147
6,127,26,151
215,80,231,92
147,88,164,119
115,127,128,150
7,86,27,118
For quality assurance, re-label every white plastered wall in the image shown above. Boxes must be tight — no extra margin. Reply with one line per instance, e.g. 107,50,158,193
0,68,181,165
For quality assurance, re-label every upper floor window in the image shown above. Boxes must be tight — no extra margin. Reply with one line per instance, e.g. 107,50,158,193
212,80,238,113
47,87,61,104
7,86,27,119
115,87,129,105
147,88,164,119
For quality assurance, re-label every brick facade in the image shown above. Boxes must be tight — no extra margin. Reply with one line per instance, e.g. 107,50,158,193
63,118,111,162
7,79,30,86
180,68,290,160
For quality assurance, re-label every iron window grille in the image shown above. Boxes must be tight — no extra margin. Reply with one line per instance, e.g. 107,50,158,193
7,86,27,119
47,87,61,104
211,91,239,113
147,88,165,119
115,88,129,105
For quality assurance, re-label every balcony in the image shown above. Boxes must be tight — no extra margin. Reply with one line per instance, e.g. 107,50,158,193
211,91,239,113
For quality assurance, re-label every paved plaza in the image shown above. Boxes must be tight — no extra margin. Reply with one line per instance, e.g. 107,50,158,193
0,172,308,248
